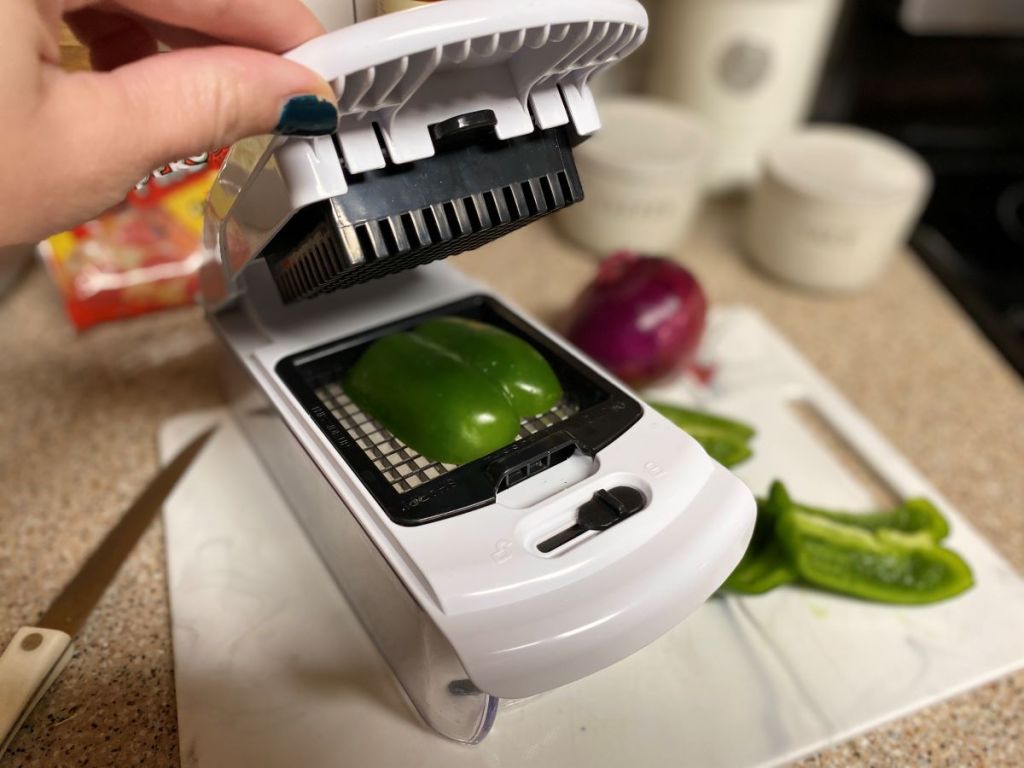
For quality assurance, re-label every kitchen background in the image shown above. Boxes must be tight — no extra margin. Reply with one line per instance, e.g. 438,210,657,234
2,1,1023,766
27,0,1023,379
587,0,1024,377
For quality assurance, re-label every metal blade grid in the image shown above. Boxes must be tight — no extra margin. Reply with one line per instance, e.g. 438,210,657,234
315,382,578,493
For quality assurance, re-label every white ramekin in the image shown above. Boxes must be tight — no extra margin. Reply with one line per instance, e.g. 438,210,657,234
556,97,711,257
746,125,933,292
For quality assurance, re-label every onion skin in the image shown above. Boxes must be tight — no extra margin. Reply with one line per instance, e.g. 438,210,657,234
566,252,708,386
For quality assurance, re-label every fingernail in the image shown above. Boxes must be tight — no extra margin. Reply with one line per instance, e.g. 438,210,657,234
275,94,338,136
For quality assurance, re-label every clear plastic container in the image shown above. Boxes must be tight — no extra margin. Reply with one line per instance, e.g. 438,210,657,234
222,355,500,743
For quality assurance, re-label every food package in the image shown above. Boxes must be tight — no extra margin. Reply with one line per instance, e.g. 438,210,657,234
38,149,226,330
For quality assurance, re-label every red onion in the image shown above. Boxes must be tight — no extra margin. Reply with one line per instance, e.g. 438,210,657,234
566,252,708,386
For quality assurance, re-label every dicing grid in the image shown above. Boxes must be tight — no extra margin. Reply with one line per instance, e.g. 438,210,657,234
315,382,579,493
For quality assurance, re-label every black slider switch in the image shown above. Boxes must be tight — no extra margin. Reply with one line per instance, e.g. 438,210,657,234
578,487,646,531
538,486,646,553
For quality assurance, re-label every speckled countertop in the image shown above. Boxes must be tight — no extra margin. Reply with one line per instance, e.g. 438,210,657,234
1,204,1021,767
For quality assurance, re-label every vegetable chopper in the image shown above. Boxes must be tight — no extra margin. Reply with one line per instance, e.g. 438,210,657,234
200,0,755,744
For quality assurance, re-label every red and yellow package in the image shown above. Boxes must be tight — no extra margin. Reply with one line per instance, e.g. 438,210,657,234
39,149,226,330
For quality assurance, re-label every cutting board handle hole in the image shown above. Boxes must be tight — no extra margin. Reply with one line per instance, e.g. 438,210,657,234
788,398,902,508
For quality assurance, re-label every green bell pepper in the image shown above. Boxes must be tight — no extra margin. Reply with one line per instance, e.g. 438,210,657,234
414,316,563,418
343,332,520,465
648,402,755,468
723,491,798,595
724,540,799,595
722,481,969,602
766,481,950,542
776,509,973,605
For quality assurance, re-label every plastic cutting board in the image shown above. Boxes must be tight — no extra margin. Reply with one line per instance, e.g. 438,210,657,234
160,307,1024,768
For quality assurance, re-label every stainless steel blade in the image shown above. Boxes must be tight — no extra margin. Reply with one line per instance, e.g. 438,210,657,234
37,426,216,637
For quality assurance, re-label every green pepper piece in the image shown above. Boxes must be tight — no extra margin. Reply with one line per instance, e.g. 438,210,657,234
649,402,755,439
776,509,974,604
649,402,756,468
344,332,520,465
795,497,949,542
415,317,563,418
722,493,798,595
699,436,753,469
724,540,798,595
767,481,950,542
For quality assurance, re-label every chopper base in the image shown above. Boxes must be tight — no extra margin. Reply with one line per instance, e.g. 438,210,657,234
162,307,1024,767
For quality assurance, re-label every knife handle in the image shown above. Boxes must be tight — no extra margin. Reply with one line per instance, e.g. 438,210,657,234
0,627,74,760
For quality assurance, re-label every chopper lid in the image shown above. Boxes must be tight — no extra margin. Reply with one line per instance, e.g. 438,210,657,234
286,0,648,176
202,0,648,308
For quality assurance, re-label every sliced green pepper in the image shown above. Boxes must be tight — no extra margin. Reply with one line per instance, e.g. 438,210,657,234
414,317,563,418
723,492,798,595
696,435,754,470
649,402,756,468
776,509,974,604
344,332,520,464
767,481,950,542
724,482,965,601
649,402,755,440
724,540,799,595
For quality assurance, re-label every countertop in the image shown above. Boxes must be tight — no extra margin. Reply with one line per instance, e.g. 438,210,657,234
1,205,1022,767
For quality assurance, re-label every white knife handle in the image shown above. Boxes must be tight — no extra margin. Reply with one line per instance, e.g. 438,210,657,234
0,627,74,760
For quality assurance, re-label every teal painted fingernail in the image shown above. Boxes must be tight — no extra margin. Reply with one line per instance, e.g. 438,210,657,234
275,94,338,136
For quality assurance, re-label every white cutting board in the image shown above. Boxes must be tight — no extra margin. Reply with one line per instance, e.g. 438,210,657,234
161,308,1024,768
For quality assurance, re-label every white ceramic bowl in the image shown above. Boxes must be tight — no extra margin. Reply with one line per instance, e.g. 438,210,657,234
556,97,711,256
746,125,933,292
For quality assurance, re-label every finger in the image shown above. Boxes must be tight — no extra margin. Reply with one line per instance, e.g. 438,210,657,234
36,0,64,61
55,44,340,159
67,8,216,62
65,8,158,71
0,0,56,98
28,46,338,236
135,19,221,50
67,0,325,53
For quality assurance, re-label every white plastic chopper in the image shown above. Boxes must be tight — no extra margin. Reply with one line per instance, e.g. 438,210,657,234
200,0,755,744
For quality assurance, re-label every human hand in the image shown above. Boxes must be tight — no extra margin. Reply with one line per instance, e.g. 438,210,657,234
1,0,340,245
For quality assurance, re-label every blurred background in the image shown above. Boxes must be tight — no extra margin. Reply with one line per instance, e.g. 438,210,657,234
33,0,1024,379
571,0,1024,378
3,3,1022,766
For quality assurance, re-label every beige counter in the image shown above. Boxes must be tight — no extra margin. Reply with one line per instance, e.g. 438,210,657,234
1,205,1021,767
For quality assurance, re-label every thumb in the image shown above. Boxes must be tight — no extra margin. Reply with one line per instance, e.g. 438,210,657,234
45,46,337,204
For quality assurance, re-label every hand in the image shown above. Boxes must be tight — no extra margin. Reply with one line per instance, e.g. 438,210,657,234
1,0,340,245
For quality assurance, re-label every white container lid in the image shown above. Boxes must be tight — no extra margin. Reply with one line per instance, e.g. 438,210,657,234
765,125,932,206
577,96,710,183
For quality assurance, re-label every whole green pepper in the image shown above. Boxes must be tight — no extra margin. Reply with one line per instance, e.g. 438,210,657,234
776,509,973,605
414,317,563,418
648,402,755,468
344,332,520,465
